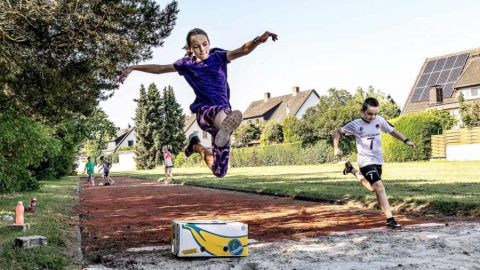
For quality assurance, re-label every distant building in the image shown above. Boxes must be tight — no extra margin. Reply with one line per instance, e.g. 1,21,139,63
184,114,212,148
243,86,320,125
402,47,480,125
103,127,136,155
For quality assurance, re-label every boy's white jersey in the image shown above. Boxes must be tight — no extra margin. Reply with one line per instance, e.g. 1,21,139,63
341,116,394,168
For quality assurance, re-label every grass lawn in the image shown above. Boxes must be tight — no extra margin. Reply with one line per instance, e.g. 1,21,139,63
117,160,480,216
0,176,81,270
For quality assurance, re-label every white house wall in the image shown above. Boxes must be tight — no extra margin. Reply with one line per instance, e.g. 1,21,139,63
447,144,480,161
185,120,212,148
117,131,136,149
295,93,319,119
115,151,137,171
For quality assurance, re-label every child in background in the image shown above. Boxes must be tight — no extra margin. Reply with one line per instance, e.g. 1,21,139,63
162,145,174,184
98,156,114,186
83,156,95,187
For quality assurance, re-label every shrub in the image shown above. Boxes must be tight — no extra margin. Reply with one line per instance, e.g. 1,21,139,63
383,110,456,162
175,141,335,168
0,110,60,192
260,121,283,145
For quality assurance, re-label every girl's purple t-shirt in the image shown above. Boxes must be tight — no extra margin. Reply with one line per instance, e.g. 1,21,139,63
173,48,231,113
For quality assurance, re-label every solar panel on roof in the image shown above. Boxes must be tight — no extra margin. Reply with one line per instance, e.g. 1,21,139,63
424,60,436,73
448,67,462,83
420,87,430,101
411,87,423,102
433,58,446,72
444,56,456,69
437,70,450,84
454,54,468,68
417,74,429,87
443,83,455,97
410,53,470,102
427,71,440,86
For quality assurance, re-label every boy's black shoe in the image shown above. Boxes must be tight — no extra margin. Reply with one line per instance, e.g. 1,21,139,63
184,132,200,157
386,217,402,229
343,161,354,175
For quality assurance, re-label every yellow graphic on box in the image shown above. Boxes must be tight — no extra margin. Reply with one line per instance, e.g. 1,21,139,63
182,224,248,256
181,248,199,255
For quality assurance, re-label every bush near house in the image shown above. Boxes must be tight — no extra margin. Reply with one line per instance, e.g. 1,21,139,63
383,110,456,162
175,141,335,168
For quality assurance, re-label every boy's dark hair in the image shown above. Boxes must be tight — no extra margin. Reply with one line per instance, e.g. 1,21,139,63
87,156,91,160
361,97,380,112
100,156,104,160
184,28,209,57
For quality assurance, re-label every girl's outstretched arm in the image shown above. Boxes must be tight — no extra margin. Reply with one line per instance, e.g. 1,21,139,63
119,64,176,83
227,31,278,62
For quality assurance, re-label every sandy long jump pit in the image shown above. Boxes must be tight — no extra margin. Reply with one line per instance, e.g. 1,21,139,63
78,177,433,263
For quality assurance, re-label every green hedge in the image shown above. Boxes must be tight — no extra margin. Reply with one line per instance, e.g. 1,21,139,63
175,141,335,168
174,152,205,168
383,110,455,162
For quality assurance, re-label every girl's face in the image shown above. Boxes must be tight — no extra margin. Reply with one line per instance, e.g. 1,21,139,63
188,34,210,61
361,106,380,122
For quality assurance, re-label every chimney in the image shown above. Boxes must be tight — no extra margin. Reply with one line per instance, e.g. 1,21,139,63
292,86,300,96
264,92,271,102
429,85,443,105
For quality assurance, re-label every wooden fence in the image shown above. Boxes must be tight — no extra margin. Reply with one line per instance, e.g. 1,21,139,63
431,127,480,159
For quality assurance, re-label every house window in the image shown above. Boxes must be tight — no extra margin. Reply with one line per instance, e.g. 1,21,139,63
471,87,479,98
128,140,134,147
462,87,480,100
248,120,252,124
203,131,208,139
255,119,260,124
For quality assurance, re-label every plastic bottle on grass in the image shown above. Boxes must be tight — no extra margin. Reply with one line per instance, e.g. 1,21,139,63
16,201,24,225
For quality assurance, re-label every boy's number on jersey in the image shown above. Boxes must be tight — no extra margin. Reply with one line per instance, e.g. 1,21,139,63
367,137,374,150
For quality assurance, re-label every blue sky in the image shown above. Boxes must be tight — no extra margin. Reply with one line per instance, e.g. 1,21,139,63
101,0,480,128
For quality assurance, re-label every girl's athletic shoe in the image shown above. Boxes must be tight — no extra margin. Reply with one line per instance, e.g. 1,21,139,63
214,110,243,147
343,161,354,175
184,132,200,157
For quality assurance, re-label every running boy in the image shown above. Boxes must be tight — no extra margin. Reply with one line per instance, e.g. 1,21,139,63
83,156,95,187
98,156,114,186
119,28,278,177
333,97,416,229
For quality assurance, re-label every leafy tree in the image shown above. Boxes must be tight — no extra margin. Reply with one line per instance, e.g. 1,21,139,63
82,108,117,160
0,0,179,122
0,109,60,193
233,123,262,147
459,93,480,127
260,121,283,145
282,116,301,143
298,87,400,154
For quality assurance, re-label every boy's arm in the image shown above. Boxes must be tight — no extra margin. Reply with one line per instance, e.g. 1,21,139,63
119,64,176,83
333,128,345,156
389,130,416,149
227,31,278,62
